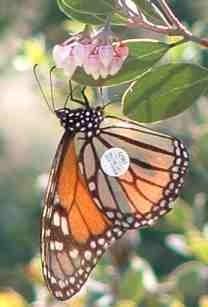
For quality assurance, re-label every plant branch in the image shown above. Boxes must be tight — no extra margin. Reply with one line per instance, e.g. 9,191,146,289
154,0,185,28
117,0,208,48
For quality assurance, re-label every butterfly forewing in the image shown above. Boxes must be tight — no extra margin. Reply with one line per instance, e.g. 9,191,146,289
41,133,128,300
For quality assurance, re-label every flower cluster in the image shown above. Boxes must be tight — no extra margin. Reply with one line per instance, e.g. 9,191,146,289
53,30,129,80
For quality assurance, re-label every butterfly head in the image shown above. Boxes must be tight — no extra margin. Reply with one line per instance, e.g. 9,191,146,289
55,106,104,137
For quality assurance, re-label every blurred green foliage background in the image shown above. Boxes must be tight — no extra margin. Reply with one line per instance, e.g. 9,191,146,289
0,1,208,306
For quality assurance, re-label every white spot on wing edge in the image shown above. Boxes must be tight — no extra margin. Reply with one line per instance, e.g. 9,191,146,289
53,211,60,226
61,216,69,235
55,241,63,251
69,276,75,284
84,250,92,261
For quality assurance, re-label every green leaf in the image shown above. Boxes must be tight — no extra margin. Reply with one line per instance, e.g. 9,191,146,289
57,0,106,24
123,63,208,123
59,0,114,15
72,40,170,87
56,0,169,26
57,0,126,25
133,0,165,24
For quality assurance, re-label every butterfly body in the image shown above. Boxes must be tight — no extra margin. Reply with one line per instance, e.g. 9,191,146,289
55,107,104,137
41,102,189,300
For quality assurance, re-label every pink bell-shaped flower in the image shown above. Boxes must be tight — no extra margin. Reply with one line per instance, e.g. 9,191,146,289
72,42,86,66
115,43,129,60
52,44,72,68
99,64,109,79
84,52,101,80
53,43,77,78
109,55,123,76
98,44,114,68
63,57,77,77
52,25,129,80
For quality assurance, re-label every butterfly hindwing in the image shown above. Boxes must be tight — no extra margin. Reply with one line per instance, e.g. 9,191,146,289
77,115,189,228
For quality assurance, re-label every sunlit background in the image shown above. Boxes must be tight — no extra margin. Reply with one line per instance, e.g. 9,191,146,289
0,1,208,306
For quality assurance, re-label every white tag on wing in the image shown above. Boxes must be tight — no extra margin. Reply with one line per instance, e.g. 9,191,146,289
100,147,130,177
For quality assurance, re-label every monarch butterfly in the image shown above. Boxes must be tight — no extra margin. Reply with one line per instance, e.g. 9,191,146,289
34,66,189,300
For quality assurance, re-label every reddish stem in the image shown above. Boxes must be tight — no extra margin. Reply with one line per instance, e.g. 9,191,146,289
117,0,208,49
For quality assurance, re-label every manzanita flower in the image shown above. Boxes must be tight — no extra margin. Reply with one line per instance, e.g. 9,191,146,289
83,52,100,80
52,26,129,80
115,43,129,60
98,44,114,67
109,55,124,76
52,43,76,77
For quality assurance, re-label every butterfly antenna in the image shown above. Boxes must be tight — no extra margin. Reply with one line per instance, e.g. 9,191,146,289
33,64,54,113
49,66,56,112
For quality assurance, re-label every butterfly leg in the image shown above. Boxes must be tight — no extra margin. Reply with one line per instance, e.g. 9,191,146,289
81,87,90,108
67,80,89,108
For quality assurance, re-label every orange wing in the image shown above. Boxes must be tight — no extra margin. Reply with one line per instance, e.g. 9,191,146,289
41,134,126,300
77,116,189,228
